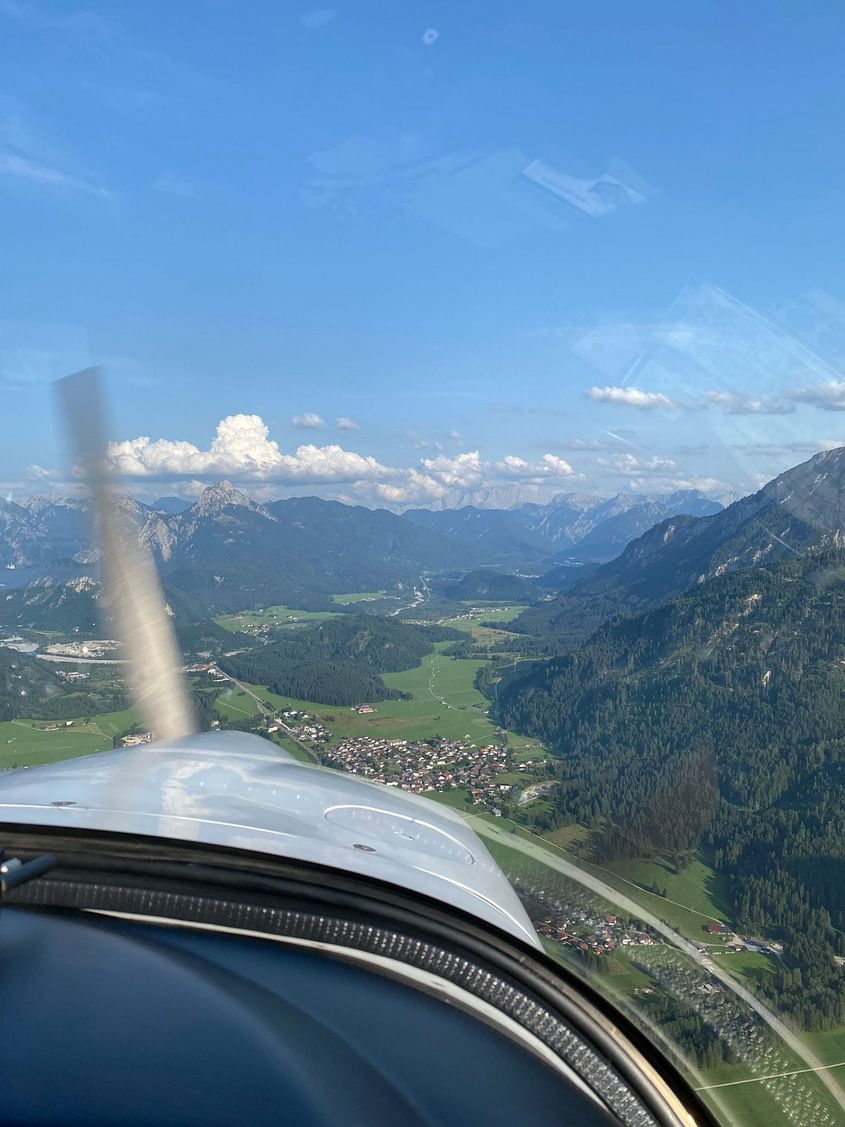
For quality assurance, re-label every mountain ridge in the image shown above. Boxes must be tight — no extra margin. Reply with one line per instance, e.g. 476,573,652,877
515,446,845,641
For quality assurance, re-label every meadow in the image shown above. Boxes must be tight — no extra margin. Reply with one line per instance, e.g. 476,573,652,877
0,707,136,769
216,605,341,632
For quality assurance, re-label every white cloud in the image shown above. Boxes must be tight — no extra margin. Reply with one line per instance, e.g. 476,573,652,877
587,383,800,415
600,452,679,476
107,413,393,484
374,470,446,505
336,416,360,431
420,451,484,488
541,453,576,475
786,380,845,411
705,390,794,415
25,463,56,479
586,385,678,410
494,453,575,478
291,412,325,429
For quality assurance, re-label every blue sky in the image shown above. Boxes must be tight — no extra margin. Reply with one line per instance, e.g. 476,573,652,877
4,1,845,506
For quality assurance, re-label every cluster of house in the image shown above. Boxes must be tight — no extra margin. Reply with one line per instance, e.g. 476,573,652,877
44,639,120,659
698,921,783,956
534,908,658,956
321,736,511,800
266,710,329,746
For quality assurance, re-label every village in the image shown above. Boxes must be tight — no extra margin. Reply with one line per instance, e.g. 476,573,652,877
321,735,515,805
517,882,660,957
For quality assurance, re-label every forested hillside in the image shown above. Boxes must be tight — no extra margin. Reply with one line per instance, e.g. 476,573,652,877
498,547,845,1029
0,648,127,721
436,569,540,602
514,445,845,645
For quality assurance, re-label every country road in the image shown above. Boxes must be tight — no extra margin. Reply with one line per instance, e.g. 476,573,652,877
220,673,319,764
465,815,844,1110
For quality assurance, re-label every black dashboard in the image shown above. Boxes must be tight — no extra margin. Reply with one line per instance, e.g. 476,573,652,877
1,905,611,1126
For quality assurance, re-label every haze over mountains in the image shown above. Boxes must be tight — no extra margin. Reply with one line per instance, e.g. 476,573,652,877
404,489,722,565
0,480,723,626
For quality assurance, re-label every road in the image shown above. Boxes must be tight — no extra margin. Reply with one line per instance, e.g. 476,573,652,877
217,671,320,764
466,816,844,1110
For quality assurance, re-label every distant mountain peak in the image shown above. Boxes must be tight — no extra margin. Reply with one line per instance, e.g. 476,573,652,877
190,480,254,516
20,493,86,513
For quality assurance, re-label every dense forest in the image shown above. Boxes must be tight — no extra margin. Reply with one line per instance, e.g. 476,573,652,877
220,617,460,707
435,569,540,603
498,547,845,1029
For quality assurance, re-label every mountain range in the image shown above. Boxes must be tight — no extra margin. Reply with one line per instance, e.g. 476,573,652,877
402,489,722,566
0,482,481,627
0,481,722,629
514,447,845,642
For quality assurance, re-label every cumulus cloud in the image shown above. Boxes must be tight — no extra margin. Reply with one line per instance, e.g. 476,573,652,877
291,412,325,429
786,380,845,411
107,414,392,484
495,454,575,478
374,470,446,505
336,416,360,431
419,451,484,488
586,385,679,410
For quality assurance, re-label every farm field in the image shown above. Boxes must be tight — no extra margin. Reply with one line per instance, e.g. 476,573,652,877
216,604,341,632
602,857,733,926
0,707,137,769
239,648,546,751
214,686,261,720
240,654,493,743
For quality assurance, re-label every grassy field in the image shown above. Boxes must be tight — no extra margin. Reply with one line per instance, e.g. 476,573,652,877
238,647,547,753
0,707,136,768
543,823,590,849
800,1027,845,1067
242,654,497,743
492,819,734,943
711,948,780,986
563,860,730,943
214,686,261,720
267,733,317,764
427,787,472,811
440,605,525,646
216,604,341,632
602,856,733,925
